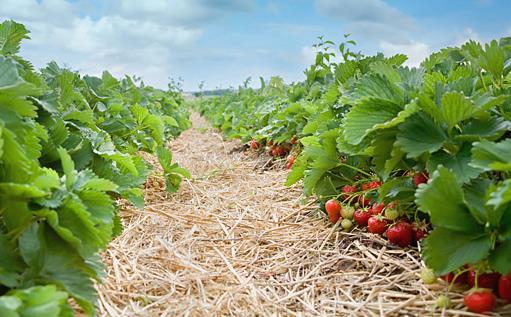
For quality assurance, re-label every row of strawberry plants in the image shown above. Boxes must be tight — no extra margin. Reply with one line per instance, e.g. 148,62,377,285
0,20,190,316
199,36,511,313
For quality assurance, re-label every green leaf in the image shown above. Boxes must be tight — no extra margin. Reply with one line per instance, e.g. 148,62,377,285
440,92,474,131
57,148,75,189
415,167,482,232
489,239,511,274
344,98,402,145
0,57,40,117
422,228,492,275
0,295,21,317
488,179,511,208
457,116,509,142
479,40,505,80
156,146,173,173
121,188,144,209
351,73,403,103
471,139,511,172
285,155,307,186
6,285,69,317
463,179,491,224
428,144,482,184
0,20,30,55
0,233,23,288
396,112,448,158
19,223,97,315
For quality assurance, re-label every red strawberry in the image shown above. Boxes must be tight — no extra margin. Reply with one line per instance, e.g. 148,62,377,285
468,271,501,291
250,139,260,150
287,155,295,164
368,180,382,189
386,222,414,247
412,222,429,242
285,162,293,170
369,202,385,215
341,185,358,201
464,290,496,313
268,140,274,146
325,199,341,224
361,182,370,191
354,209,371,227
499,274,511,301
414,228,427,242
413,171,428,186
367,215,389,235
442,271,469,285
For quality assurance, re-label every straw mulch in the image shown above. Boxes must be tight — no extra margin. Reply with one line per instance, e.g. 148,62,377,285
96,113,511,317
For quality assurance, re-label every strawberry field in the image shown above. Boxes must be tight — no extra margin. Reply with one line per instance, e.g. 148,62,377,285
198,37,511,314
1,18,511,316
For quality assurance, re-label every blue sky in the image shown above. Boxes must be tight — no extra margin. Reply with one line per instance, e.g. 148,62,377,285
1,0,510,91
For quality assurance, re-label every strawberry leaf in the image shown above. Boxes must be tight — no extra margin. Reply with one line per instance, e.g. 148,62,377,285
415,167,483,232
422,227,492,275
396,112,447,158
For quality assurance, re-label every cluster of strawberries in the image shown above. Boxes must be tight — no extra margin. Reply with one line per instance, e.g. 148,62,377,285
324,178,428,248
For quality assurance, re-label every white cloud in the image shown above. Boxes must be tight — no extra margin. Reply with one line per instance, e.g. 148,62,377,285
114,0,254,26
316,0,413,29
380,41,430,66
301,46,317,65
0,0,253,89
455,28,482,46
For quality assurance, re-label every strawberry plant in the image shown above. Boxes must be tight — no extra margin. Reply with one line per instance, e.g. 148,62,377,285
200,31,511,312
0,20,190,316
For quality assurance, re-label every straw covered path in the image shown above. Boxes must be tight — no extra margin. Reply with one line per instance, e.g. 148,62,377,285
96,113,510,317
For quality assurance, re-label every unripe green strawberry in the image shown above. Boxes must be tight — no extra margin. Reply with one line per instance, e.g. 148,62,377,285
341,205,355,219
341,219,353,230
436,295,451,308
384,207,399,221
421,268,437,284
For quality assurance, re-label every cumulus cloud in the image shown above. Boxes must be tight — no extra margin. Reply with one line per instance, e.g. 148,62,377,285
0,0,253,89
114,0,254,26
315,0,421,51
380,41,430,66
316,0,413,30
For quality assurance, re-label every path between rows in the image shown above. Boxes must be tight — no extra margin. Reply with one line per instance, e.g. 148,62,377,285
95,113,494,317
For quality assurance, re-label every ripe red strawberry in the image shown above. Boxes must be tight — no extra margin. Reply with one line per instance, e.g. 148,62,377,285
369,202,385,215
341,185,358,201
414,228,427,242
368,180,382,189
468,271,501,291
287,155,295,164
361,182,370,191
413,171,428,186
442,271,469,285
464,290,496,313
285,162,293,170
367,216,388,235
386,222,414,247
412,222,428,242
250,139,260,150
272,146,287,157
354,209,371,227
499,274,511,301
325,199,341,224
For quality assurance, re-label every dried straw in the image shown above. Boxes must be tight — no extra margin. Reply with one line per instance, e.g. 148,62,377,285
95,113,511,317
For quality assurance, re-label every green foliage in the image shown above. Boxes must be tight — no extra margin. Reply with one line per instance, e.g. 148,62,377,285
0,20,190,315
199,35,511,277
